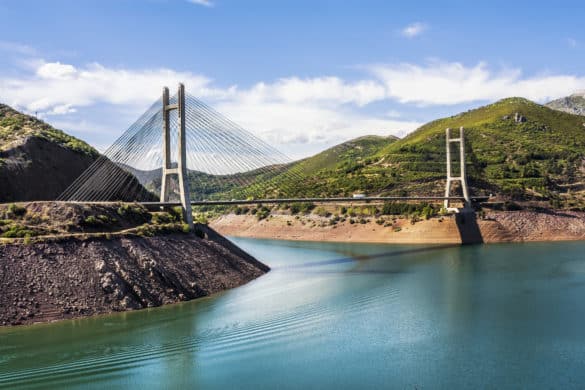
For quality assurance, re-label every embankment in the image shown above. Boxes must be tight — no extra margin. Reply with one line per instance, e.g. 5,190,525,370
0,225,268,326
210,210,585,244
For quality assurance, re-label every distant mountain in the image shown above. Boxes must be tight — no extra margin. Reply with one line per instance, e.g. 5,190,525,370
0,104,100,202
546,93,585,116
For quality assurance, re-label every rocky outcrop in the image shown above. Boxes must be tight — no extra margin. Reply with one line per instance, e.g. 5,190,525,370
0,136,96,202
0,103,100,202
546,93,585,116
0,226,269,326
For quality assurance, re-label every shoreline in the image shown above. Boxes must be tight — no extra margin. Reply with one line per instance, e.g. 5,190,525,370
210,210,585,245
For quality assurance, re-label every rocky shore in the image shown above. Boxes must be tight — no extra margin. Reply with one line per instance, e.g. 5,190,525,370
0,225,269,326
210,210,585,244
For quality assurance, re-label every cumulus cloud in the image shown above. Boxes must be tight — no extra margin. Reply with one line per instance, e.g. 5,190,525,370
217,100,420,148
3,56,585,158
235,77,387,107
36,62,77,79
1,60,218,113
401,22,427,38
369,60,585,105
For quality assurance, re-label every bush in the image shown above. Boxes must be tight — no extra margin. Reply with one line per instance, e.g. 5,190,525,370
290,202,315,215
7,204,26,218
152,212,174,224
314,206,331,218
117,204,151,223
82,215,102,227
2,224,35,238
256,206,270,220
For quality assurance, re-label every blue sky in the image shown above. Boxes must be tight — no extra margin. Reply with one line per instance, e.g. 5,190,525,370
1,0,584,158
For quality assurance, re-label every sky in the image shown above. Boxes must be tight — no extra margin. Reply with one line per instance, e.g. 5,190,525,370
0,0,584,159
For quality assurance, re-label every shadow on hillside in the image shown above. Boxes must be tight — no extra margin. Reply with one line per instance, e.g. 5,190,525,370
455,210,484,245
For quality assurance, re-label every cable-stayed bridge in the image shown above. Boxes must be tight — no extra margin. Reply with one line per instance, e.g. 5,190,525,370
58,84,486,229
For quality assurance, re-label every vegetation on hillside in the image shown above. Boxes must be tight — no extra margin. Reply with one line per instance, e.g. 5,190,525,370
0,104,98,157
218,135,400,199
0,202,196,243
192,98,585,210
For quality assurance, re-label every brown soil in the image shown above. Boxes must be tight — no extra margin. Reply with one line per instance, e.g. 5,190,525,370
0,225,268,326
210,210,585,244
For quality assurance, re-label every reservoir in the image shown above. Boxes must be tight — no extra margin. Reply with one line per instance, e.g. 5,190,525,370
1,239,585,389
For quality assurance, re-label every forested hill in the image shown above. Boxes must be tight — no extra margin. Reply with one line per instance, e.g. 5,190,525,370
218,98,585,209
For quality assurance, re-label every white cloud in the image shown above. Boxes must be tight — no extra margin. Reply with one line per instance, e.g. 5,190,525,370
187,0,213,7
370,60,585,105
3,56,585,158
217,100,420,150
235,76,386,107
36,62,77,79
1,60,219,113
401,22,427,38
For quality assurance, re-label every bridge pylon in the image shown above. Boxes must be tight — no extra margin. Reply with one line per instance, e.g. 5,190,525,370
160,83,194,230
444,127,471,212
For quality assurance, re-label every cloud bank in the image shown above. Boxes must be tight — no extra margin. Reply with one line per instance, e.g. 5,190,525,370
1,55,585,157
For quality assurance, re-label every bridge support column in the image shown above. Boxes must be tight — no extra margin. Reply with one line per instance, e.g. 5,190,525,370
444,127,471,212
160,83,194,230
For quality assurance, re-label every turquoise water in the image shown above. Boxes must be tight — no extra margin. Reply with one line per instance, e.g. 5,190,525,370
1,239,585,389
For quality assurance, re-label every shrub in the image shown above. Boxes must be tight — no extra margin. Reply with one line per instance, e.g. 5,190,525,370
256,206,270,220
2,224,35,238
314,206,331,218
82,215,102,227
152,212,173,224
117,204,151,223
7,204,26,218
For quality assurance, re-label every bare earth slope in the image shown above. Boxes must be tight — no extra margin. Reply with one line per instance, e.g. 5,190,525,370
0,226,269,326
211,211,585,244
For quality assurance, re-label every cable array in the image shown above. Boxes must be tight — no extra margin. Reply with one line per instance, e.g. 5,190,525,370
58,93,307,202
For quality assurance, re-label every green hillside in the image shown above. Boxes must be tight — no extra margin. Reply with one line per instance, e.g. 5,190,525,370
0,104,100,201
0,104,97,157
224,135,399,199
220,98,585,209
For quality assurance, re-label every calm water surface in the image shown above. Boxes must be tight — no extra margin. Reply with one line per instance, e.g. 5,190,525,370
1,239,585,389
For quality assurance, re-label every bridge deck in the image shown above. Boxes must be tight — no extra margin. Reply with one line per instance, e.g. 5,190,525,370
70,196,489,209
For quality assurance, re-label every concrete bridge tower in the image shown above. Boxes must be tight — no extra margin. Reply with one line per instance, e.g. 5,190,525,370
444,127,471,211
160,83,194,230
